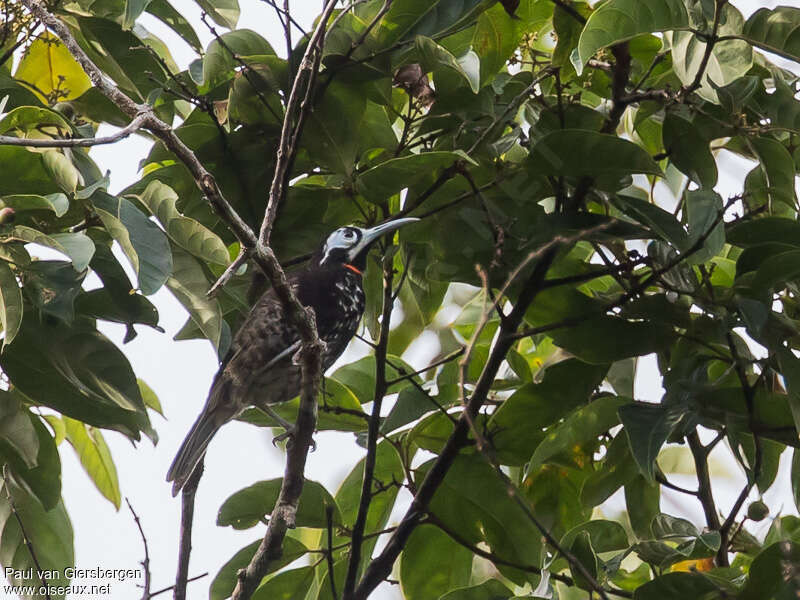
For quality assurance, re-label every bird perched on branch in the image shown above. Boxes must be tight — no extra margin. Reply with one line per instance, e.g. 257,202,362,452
167,217,418,496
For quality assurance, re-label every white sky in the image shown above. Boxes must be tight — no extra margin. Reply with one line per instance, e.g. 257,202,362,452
5,1,799,599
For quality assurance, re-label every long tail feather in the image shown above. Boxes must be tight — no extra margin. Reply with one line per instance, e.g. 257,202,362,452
167,380,234,496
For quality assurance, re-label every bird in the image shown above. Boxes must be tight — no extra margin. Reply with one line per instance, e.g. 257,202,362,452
167,217,418,496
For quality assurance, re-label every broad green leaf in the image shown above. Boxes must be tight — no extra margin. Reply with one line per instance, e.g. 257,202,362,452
0,398,38,469
415,35,479,93
752,249,800,293
124,0,153,29
7,226,94,272
728,216,800,248
0,193,69,217
377,0,490,47
625,474,660,539
748,136,797,208
527,130,663,179
0,260,22,348
737,542,800,600
569,531,598,591
0,106,72,137
194,0,240,30
210,537,307,600
742,7,800,63
217,479,342,530
166,245,222,351
560,520,630,555
633,572,722,599
145,0,203,52
400,524,473,600
527,395,629,476
0,478,74,600
0,318,154,441
357,151,472,202
62,417,120,509
330,354,415,404
138,180,230,266
619,402,682,482
251,566,315,600
438,579,515,600
41,151,81,194
666,5,753,103
13,33,91,102
581,433,639,507
203,29,274,88
490,360,609,465
662,112,717,189
613,195,688,248
424,454,543,587
684,189,724,264
92,191,172,295
576,0,689,71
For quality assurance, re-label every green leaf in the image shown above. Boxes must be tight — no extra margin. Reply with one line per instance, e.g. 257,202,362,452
194,0,239,30
490,359,609,466
737,542,800,600
2,413,62,511
527,130,663,179
613,194,688,248
569,531,599,591
41,151,81,194
7,226,94,272
742,6,800,63
752,249,800,293
560,519,630,555
438,579,515,600
625,474,660,539
0,399,38,469
0,478,74,600
145,0,203,52
137,379,163,416
251,566,315,600
0,260,22,348
633,572,722,599
666,5,753,103
684,189,724,264
13,33,91,101
91,191,172,294
576,0,689,71
138,180,230,266
217,479,342,530
619,402,682,482
424,454,543,587
662,112,717,189
357,151,471,203
415,35,479,92
400,524,473,600
748,136,797,208
377,0,491,47
0,106,72,137
203,29,274,88
581,432,639,507
166,245,223,352
0,193,69,217
210,536,307,600
123,0,152,29
62,417,120,509
330,354,414,404
0,318,154,441
527,395,628,476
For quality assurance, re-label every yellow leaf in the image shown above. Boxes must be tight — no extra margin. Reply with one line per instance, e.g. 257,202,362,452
14,33,91,102
671,558,714,572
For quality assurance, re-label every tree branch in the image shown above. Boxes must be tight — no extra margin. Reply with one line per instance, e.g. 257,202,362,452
682,0,727,96
125,498,151,600
342,255,395,598
0,114,147,147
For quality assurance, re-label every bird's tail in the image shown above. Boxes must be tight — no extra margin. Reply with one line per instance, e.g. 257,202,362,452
167,380,233,496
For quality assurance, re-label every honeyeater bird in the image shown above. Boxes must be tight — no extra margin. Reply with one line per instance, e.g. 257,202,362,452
167,217,418,496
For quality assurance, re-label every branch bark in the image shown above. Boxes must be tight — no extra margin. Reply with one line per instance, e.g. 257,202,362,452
0,114,147,147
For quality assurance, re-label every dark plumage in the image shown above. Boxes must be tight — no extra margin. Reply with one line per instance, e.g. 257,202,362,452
167,218,417,495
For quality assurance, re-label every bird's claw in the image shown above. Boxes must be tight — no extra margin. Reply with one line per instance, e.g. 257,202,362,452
271,427,317,451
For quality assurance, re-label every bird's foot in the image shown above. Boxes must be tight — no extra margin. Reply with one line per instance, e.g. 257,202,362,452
271,427,317,451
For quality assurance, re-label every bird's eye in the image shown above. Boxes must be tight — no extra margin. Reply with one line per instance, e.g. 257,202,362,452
344,230,355,239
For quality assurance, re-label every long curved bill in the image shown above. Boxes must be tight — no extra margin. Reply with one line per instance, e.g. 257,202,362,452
356,217,420,253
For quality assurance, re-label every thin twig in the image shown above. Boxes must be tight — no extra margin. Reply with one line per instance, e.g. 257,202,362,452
0,114,147,147
146,573,208,599
126,498,152,600
208,247,252,297
682,0,727,96
325,505,339,600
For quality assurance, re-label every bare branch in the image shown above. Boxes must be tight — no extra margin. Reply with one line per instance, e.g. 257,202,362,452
0,114,147,147
258,0,339,246
342,256,395,598
208,247,252,298
682,0,727,96
146,574,208,600
126,498,152,600
325,505,338,600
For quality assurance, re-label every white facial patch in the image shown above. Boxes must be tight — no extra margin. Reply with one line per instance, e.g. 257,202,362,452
320,227,362,264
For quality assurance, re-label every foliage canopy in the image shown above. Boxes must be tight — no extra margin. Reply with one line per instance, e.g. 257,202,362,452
2,0,800,599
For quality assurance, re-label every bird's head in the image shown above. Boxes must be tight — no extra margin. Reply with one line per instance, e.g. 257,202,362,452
314,217,419,272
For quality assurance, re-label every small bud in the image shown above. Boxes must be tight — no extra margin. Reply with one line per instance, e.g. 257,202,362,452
747,500,769,522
